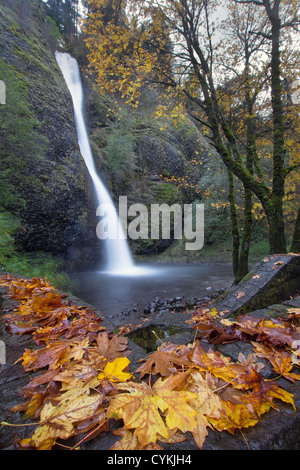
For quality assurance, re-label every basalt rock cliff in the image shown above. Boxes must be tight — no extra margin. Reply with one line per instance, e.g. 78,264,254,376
0,0,100,271
0,0,226,272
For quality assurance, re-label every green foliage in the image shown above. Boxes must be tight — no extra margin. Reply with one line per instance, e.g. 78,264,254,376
0,211,68,289
104,109,137,188
151,183,183,205
0,212,21,263
45,15,64,45
249,238,270,263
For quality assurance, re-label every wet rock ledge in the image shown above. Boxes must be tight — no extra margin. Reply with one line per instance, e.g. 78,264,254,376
0,254,300,450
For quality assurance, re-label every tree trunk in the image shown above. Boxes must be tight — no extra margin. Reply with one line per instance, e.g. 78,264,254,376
236,74,255,283
236,186,252,282
227,169,240,280
268,4,287,253
291,206,300,253
265,196,286,253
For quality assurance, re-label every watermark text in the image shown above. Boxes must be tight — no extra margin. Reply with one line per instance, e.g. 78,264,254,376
0,341,6,365
0,80,6,105
292,79,300,105
96,197,204,251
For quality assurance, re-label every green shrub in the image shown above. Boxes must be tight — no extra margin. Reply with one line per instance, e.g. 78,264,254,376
104,110,137,189
0,211,68,289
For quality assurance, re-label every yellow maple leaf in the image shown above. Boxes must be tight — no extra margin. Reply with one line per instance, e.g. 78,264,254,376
209,308,219,317
193,413,210,449
111,428,141,450
29,387,103,449
125,395,169,446
98,357,132,382
187,371,221,418
208,400,258,434
107,381,152,422
157,388,197,434
108,374,197,448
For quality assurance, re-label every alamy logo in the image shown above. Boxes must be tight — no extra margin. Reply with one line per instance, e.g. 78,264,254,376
0,341,6,365
292,340,300,365
0,80,6,105
96,197,204,251
292,79,300,105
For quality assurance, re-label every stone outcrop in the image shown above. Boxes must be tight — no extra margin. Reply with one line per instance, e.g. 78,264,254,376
211,254,300,317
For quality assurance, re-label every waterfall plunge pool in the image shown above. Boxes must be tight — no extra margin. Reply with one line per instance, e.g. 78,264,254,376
55,53,233,325
68,263,233,325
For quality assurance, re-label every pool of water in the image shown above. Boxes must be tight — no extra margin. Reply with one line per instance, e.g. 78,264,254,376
69,263,233,320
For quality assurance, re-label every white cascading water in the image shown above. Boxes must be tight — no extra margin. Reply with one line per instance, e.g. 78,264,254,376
55,52,134,274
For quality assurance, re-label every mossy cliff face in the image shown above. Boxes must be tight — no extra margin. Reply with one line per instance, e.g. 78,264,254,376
0,0,99,270
0,0,230,268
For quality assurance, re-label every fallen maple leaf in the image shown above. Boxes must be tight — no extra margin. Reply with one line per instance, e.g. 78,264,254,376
107,381,168,446
272,261,284,269
27,386,104,449
111,428,141,450
208,400,258,434
252,342,300,382
30,292,62,313
98,357,132,382
5,322,36,335
108,374,198,448
193,320,239,344
95,332,129,360
187,370,221,419
18,337,89,371
154,377,198,434
235,291,247,299
136,343,191,378
185,371,220,448
53,362,100,389
125,395,170,446
190,341,244,383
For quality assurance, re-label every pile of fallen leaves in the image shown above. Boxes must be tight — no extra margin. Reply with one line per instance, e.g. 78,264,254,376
0,275,299,450
188,305,300,382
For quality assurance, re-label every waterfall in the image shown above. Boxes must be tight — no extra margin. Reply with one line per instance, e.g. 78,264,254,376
55,52,134,274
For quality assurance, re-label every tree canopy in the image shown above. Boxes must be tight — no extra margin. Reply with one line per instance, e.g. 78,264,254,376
83,0,300,276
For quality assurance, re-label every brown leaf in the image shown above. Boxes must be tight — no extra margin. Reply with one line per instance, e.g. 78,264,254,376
190,341,243,383
252,342,300,382
96,332,129,360
6,322,36,335
193,321,239,344
136,343,191,378
19,337,89,371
